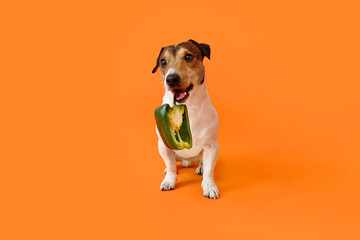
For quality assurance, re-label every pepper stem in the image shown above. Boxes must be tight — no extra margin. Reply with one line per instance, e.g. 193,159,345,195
173,93,177,107
173,94,183,143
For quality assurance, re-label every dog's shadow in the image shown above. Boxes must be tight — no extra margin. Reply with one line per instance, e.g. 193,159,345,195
174,163,203,189
175,154,307,195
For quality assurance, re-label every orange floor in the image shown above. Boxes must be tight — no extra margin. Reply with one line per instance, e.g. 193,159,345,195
2,1,360,239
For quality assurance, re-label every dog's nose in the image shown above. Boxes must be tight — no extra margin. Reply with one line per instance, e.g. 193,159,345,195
166,74,180,87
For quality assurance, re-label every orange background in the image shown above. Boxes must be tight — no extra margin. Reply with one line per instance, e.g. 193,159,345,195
1,1,360,239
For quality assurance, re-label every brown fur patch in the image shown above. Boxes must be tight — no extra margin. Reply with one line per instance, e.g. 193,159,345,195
159,41,205,87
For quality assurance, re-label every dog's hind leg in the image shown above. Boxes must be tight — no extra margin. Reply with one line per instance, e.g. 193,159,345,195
195,161,203,175
195,150,204,175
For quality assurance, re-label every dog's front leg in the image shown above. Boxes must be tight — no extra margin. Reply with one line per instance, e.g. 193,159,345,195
158,140,177,191
202,142,220,199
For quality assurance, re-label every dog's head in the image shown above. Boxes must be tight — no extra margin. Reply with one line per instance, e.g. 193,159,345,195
152,39,211,103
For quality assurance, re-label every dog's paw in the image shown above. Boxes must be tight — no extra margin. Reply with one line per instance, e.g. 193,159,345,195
195,165,203,175
181,160,192,168
160,175,176,191
202,178,220,199
164,168,167,174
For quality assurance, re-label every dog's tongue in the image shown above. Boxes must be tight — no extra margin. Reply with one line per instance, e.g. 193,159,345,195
175,91,186,100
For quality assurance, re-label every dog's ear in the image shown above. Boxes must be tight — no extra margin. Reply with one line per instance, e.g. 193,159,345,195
188,39,211,60
152,47,165,73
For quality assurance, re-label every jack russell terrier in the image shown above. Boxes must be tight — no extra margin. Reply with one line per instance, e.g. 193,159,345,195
152,39,220,199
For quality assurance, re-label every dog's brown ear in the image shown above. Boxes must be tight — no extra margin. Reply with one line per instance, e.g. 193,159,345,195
188,39,211,60
152,47,165,73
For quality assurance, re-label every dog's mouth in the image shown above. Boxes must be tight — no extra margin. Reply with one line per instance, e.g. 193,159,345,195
171,84,193,103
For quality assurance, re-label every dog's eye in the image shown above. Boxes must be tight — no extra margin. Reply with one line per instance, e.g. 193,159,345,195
184,54,194,62
161,59,167,68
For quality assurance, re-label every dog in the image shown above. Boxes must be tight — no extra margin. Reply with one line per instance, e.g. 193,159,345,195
152,39,219,199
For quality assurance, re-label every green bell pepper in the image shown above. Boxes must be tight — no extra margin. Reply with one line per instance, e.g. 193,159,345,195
155,104,192,150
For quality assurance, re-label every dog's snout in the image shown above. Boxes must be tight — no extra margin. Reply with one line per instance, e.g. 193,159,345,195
166,74,180,87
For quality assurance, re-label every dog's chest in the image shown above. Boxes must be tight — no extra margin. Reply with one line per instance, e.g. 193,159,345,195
160,85,218,159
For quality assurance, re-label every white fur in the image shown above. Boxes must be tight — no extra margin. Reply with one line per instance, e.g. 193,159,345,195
156,77,220,199
164,68,176,91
